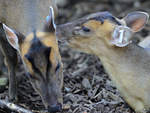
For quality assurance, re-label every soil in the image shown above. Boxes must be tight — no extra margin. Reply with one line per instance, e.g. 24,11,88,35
0,0,150,113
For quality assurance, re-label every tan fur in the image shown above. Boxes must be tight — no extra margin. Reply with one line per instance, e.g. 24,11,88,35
21,32,62,76
0,1,63,110
69,20,115,54
60,19,150,112
83,20,114,37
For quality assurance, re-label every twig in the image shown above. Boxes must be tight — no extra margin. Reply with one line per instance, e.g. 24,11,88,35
0,99,33,113
93,99,122,106
71,66,87,77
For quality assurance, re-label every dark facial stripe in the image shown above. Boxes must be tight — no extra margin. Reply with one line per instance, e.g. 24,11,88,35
93,14,121,25
108,16,121,25
55,63,60,72
25,33,52,80
25,54,44,80
31,61,44,80
30,35,43,51
45,47,52,80
81,12,122,25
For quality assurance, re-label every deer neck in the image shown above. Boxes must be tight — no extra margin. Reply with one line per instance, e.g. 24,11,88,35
89,39,150,86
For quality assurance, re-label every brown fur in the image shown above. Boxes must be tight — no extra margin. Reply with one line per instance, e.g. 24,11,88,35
21,32,62,78
20,31,63,107
0,0,58,76
0,0,57,35
0,2,63,111
57,13,149,112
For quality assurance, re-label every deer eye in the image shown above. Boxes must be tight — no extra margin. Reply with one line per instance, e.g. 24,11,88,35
82,26,90,32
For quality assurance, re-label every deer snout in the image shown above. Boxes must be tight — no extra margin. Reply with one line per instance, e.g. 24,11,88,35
48,103,62,113
56,24,74,43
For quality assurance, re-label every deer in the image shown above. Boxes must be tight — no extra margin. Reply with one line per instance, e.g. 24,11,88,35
0,4,63,113
0,0,58,75
56,11,150,112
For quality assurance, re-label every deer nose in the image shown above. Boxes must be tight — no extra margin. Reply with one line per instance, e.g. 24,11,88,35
48,103,62,113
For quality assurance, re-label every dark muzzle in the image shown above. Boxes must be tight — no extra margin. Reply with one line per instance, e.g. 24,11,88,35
48,103,62,113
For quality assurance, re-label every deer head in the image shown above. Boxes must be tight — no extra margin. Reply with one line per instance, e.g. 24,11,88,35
57,11,148,55
2,7,63,113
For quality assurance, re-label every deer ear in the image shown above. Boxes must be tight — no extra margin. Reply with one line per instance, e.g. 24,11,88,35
44,6,56,32
2,24,19,51
123,11,149,32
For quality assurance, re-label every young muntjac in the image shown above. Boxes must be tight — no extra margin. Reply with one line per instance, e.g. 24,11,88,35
0,7,63,113
57,11,150,112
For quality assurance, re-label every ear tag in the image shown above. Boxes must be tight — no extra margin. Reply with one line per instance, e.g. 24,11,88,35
111,26,133,47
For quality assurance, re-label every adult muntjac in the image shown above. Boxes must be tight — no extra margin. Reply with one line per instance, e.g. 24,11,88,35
0,6,63,113
0,0,58,75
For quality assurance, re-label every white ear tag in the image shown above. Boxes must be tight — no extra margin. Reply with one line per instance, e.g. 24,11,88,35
111,26,133,47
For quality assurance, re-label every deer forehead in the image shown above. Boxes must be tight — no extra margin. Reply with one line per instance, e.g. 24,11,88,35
21,32,59,56
21,32,61,74
83,20,115,33
20,32,60,69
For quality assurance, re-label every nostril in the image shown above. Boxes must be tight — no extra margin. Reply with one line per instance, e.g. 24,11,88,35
48,103,62,113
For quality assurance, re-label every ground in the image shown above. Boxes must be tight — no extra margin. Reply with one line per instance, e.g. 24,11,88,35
0,0,150,113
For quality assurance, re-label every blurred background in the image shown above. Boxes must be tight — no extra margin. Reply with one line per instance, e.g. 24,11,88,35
0,0,150,113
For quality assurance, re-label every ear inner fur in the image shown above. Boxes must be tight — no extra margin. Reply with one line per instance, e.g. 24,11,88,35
2,24,19,51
